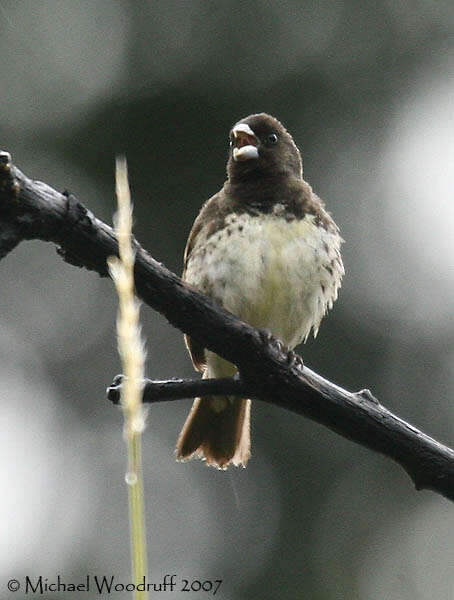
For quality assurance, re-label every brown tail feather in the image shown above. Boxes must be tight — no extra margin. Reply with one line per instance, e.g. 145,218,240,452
176,396,251,469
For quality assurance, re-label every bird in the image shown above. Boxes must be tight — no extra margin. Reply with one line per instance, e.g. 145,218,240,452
175,113,344,469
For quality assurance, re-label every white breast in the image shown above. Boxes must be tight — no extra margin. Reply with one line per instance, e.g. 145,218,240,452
185,210,343,349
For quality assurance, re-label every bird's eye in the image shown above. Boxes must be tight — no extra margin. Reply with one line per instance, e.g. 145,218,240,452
266,133,278,145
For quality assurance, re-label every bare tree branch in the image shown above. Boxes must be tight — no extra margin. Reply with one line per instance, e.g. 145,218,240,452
107,374,252,404
2,151,454,501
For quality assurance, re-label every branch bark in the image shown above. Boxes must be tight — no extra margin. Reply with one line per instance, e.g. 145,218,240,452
2,151,454,501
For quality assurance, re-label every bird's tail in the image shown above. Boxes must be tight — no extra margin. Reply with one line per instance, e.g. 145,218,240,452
176,384,251,469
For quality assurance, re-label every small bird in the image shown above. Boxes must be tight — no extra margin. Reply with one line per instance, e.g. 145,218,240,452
176,113,344,469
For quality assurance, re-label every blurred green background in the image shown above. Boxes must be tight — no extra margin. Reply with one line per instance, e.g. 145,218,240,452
1,1,453,598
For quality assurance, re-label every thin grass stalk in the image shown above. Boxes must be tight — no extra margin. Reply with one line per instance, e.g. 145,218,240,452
108,156,148,599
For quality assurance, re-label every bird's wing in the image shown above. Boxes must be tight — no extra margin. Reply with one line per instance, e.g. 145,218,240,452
182,190,227,372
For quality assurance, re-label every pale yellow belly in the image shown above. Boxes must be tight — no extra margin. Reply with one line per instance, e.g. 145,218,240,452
185,211,342,358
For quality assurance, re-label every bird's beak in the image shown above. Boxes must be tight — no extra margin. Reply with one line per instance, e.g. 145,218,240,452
231,123,259,162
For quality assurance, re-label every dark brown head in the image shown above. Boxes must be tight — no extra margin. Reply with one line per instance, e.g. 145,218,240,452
227,113,302,181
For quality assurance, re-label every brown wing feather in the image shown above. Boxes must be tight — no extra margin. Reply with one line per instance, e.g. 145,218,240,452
182,206,207,372
184,334,206,372
182,191,229,372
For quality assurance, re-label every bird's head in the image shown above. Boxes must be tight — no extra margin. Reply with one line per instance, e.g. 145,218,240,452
227,113,302,181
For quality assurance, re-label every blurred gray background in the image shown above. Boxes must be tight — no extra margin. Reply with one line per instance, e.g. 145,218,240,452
1,1,453,598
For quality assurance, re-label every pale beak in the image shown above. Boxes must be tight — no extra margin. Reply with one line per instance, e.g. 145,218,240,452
232,123,259,161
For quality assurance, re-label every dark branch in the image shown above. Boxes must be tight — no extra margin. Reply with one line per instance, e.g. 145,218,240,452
2,151,454,501
107,374,251,405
